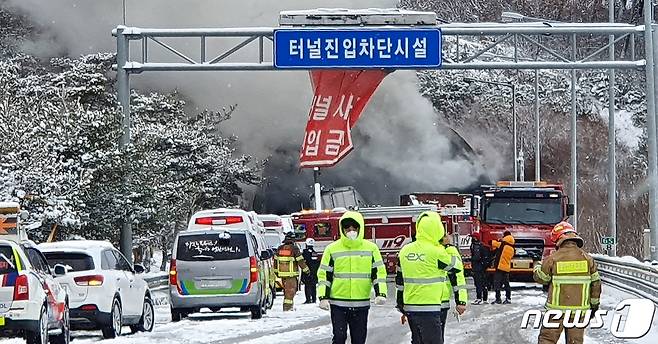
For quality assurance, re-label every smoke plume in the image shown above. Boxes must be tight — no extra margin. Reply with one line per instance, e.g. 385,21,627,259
7,0,497,212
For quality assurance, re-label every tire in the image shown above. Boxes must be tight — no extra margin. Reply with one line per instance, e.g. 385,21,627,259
267,286,275,309
171,308,183,322
130,297,155,333
26,304,48,344
50,303,70,344
102,298,122,339
250,305,263,320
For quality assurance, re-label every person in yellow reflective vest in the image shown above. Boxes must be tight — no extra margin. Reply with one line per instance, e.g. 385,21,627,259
533,221,602,344
317,211,387,344
274,232,310,311
395,211,462,344
439,234,467,342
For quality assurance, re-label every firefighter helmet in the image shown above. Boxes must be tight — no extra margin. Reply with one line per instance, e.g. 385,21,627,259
305,238,315,246
284,231,296,240
470,231,481,241
551,221,583,248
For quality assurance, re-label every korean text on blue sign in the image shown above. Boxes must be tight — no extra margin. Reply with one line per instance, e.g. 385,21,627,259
274,28,441,69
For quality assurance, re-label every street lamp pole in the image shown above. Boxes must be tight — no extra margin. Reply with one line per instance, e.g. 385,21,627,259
512,84,518,181
464,77,519,180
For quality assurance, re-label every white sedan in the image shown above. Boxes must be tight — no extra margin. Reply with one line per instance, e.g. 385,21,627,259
39,240,154,339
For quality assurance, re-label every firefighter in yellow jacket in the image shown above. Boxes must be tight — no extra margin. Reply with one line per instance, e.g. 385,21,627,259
274,232,310,311
533,222,602,344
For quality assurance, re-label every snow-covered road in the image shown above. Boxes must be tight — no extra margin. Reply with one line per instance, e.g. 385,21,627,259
2,281,656,343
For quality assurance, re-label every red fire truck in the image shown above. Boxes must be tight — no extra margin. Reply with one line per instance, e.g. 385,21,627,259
473,181,574,279
291,202,471,274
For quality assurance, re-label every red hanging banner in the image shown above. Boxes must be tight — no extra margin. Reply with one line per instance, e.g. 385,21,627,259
300,70,388,168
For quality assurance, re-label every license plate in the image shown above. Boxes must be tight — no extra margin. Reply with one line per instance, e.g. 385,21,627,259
199,280,228,289
512,260,532,269
0,316,5,326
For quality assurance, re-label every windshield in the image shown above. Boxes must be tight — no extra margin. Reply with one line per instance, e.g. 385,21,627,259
483,198,563,224
176,233,249,261
43,252,95,272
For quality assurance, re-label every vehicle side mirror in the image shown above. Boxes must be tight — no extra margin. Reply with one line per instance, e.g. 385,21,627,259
53,264,67,277
470,196,480,217
566,204,575,217
260,250,272,260
133,264,145,274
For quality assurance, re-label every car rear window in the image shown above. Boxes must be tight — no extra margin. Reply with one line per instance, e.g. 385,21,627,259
43,252,95,272
0,245,17,274
176,233,249,261
263,234,282,248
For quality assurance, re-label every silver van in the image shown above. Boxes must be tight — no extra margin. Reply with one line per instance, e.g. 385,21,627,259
168,227,274,321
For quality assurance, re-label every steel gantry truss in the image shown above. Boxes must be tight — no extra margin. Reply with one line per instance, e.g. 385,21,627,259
114,15,658,262
115,23,644,72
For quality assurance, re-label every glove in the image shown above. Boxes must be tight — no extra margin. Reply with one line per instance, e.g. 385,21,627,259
319,299,330,311
456,304,467,315
374,296,387,305
400,314,407,325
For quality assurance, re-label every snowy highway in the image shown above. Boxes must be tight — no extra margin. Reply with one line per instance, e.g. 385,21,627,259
2,281,655,344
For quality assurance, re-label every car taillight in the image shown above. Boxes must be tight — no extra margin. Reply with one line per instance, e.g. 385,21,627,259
169,259,178,285
80,304,98,311
169,259,184,294
74,275,104,286
195,216,243,225
13,274,29,301
246,256,258,292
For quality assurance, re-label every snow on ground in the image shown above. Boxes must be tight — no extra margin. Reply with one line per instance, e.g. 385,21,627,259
1,281,655,343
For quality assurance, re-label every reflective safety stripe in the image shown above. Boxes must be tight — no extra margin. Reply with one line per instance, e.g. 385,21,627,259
404,277,447,284
295,256,305,261
444,256,457,271
591,298,600,305
330,300,370,307
319,264,333,272
591,271,601,282
396,285,404,291
440,302,451,309
319,280,332,287
278,272,299,277
283,299,294,304
552,275,592,283
373,278,387,284
372,260,385,268
546,302,590,310
303,268,310,273
12,248,22,271
276,256,294,262
331,251,373,259
334,272,371,279
453,285,467,292
404,305,443,312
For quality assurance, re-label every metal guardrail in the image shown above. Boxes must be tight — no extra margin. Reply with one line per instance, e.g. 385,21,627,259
144,273,169,291
593,255,658,304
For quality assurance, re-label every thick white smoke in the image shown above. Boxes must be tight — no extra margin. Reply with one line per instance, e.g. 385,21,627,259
7,0,497,206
